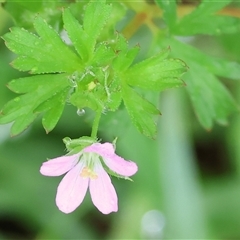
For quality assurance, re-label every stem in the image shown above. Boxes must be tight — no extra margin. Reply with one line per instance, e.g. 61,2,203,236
91,110,102,139
158,90,207,238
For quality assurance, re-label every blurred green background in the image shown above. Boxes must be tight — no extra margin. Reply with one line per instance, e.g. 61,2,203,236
1,2,240,239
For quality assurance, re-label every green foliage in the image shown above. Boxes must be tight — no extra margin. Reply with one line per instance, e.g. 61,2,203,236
124,48,186,91
186,63,237,128
1,1,240,239
0,1,187,138
155,0,240,129
155,0,177,32
0,74,70,135
174,0,240,35
63,136,96,154
161,38,240,129
122,84,160,139
3,21,80,73
83,1,111,59
2,0,66,30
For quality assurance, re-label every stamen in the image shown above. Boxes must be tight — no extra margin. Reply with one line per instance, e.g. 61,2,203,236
80,166,98,179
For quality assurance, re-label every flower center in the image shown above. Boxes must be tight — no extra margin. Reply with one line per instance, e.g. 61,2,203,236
80,166,98,179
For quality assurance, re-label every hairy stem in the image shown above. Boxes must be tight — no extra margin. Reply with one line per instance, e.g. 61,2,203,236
91,110,102,139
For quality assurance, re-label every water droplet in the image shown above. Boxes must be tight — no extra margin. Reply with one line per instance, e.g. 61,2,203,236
77,109,85,116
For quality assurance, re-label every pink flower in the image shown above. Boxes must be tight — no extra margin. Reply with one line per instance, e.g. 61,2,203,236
40,142,138,214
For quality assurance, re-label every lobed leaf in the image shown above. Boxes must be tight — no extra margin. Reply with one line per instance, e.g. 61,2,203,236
114,46,140,72
0,74,70,135
124,48,187,91
112,34,140,72
92,43,116,66
63,8,89,61
166,38,239,129
41,90,69,133
7,74,64,94
185,63,238,129
11,112,38,137
2,18,81,74
33,16,81,72
168,39,240,80
83,0,112,57
174,0,240,35
1,1,191,138
122,84,160,138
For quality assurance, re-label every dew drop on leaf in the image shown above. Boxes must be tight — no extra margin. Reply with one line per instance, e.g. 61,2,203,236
77,108,85,116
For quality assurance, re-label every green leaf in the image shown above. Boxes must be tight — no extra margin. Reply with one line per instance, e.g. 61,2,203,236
105,75,122,111
124,48,187,91
112,34,139,72
186,0,232,15
2,1,143,136
83,0,112,58
176,16,240,36
63,3,113,63
0,74,70,135
174,0,240,35
97,1,127,40
70,91,105,112
106,90,122,112
167,38,240,80
35,89,69,133
185,63,238,129
63,8,89,61
3,1,42,29
33,16,81,72
11,111,38,137
166,38,239,129
2,18,81,74
92,43,116,66
2,1,66,30
122,84,160,138
155,0,177,32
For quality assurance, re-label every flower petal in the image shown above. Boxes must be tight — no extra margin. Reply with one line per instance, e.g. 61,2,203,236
84,143,138,177
40,153,80,176
56,161,89,214
89,162,118,214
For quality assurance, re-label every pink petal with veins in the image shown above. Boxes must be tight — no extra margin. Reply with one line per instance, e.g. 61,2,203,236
84,143,138,177
56,161,89,214
40,153,80,176
89,161,118,214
